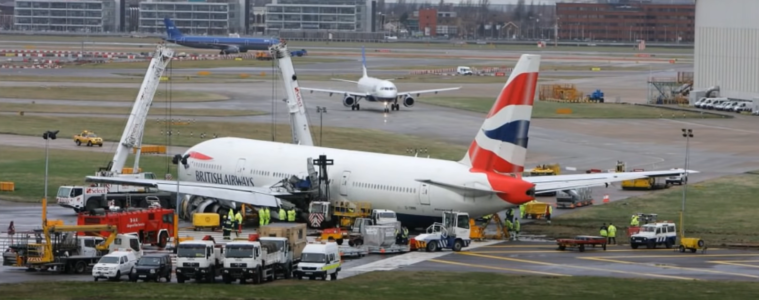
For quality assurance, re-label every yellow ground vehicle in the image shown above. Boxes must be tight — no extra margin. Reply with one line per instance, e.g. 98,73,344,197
529,164,560,196
470,214,509,241
621,168,667,190
523,201,551,219
192,213,220,231
73,130,103,147
332,201,372,228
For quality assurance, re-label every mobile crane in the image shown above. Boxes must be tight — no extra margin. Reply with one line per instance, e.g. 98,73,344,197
57,44,176,213
12,199,143,274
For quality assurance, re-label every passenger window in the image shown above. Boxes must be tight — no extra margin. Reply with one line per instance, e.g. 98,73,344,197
656,228,661,234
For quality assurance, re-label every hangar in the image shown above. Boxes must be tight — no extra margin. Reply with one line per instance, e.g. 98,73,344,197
694,0,759,102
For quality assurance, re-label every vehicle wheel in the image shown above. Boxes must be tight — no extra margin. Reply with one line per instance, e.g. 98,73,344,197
296,274,302,280
426,241,438,252
631,244,638,249
74,261,86,274
239,278,245,284
330,272,338,281
321,274,327,281
578,245,585,252
94,277,99,282
130,276,137,282
452,240,463,252
665,239,673,249
558,245,566,251
98,144,103,147
177,276,185,283
114,271,121,281
206,267,215,283
223,275,232,284
157,231,168,248
336,238,343,246
76,140,81,146
87,141,93,147
697,240,705,248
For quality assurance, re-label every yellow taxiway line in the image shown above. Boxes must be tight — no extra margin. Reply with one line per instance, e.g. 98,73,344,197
579,256,759,279
707,260,759,269
428,259,570,277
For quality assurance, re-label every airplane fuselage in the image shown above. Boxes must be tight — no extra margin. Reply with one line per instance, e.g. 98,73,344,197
357,76,398,102
176,137,525,227
165,36,277,53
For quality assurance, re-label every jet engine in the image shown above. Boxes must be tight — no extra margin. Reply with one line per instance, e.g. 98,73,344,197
221,46,241,55
403,96,415,108
343,96,356,107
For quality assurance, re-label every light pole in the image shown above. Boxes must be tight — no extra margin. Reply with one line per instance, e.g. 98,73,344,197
316,106,327,147
680,128,693,237
41,130,58,225
172,153,189,251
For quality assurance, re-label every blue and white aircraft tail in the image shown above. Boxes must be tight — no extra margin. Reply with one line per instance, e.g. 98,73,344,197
300,46,462,113
162,17,278,54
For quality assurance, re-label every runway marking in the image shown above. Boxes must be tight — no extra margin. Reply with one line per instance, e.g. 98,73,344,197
458,252,697,280
428,259,570,277
582,254,759,259
708,260,759,269
473,249,673,254
579,257,759,279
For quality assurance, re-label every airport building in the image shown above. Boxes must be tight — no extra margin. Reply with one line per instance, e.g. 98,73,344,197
138,0,243,35
694,0,759,102
264,0,374,34
13,0,120,32
556,1,695,42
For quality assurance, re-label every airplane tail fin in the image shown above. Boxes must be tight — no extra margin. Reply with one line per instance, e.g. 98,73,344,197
163,17,183,39
459,54,541,174
361,46,368,78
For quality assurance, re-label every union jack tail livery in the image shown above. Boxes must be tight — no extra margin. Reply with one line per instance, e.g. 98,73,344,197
459,54,541,174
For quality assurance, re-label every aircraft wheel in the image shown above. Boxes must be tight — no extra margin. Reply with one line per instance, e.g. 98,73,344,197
356,104,360,110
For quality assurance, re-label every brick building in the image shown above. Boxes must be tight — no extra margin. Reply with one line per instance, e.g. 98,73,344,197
417,8,436,36
556,2,695,42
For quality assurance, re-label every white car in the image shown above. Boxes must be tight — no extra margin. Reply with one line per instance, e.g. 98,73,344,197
92,251,137,281
630,222,678,249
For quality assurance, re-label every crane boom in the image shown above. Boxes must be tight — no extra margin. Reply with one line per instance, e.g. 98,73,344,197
108,44,175,174
269,42,314,146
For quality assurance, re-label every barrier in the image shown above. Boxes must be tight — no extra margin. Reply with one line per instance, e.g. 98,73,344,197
555,108,573,114
132,145,167,155
0,182,14,192
197,71,211,76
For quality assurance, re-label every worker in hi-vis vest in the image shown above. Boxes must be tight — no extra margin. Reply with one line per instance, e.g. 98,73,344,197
279,207,286,221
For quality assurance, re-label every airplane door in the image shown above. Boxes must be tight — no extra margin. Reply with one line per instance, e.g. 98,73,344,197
235,158,246,174
339,171,351,197
418,183,430,205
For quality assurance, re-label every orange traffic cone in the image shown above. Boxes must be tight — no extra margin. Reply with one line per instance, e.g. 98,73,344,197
602,195,610,203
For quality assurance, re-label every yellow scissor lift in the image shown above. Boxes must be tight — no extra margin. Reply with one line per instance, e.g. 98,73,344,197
470,214,509,241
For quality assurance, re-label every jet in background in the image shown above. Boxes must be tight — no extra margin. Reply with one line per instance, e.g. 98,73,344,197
162,17,278,55
300,47,461,113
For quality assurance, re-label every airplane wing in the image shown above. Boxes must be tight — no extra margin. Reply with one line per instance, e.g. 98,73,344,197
330,78,359,84
299,87,368,99
85,176,289,208
525,169,699,194
398,87,461,97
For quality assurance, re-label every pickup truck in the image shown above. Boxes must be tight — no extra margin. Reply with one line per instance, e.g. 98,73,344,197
73,130,103,147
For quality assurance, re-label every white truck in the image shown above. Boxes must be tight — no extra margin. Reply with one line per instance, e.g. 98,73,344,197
56,183,172,213
370,209,398,225
630,222,678,249
457,66,473,75
414,211,472,252
175,239,224,283
221,238,292,284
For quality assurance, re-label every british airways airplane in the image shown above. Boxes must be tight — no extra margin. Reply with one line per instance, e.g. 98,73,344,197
86,54,695,228
162,17,278,55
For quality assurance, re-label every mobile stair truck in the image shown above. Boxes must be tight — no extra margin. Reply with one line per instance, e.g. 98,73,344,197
413,211,471,252
175,236,224,283
221,238,290,284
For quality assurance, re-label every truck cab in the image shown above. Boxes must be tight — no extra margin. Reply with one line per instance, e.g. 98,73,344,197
370,209,397,226
222,241,266,283
414,211,471,252
630,222,677,249
294,242,341,281
175,239,223,283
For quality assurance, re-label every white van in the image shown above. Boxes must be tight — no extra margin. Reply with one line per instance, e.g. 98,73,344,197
293,242,341,281
92,251,137,281
457,66,473,75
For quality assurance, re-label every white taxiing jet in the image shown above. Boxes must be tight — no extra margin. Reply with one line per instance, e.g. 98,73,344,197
299,47,461,113
86,54,696,228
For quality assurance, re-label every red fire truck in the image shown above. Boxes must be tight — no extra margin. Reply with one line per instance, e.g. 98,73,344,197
77,208,176,248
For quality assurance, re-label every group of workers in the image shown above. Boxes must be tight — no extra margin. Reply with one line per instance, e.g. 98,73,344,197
394,226,410,245
221,206,299,240
599,223,618,244
482,207,522,241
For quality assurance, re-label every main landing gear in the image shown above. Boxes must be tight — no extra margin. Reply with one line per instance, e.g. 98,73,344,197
351,104,361,111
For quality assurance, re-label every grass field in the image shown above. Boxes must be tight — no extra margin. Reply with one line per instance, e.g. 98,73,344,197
418,97,721,119
523,172,759,245
0,103,265,117
0,146,176,203
0,87,228,102
1,271,757,300
66,57,345,69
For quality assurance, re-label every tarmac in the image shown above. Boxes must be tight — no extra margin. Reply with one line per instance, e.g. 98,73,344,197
404,242,759,281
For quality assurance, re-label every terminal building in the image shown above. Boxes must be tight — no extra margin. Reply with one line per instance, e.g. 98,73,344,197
13,0,120,32
694,0,759,103
264,0,374,34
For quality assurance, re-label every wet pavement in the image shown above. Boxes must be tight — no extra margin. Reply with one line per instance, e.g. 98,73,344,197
403,242,759,281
